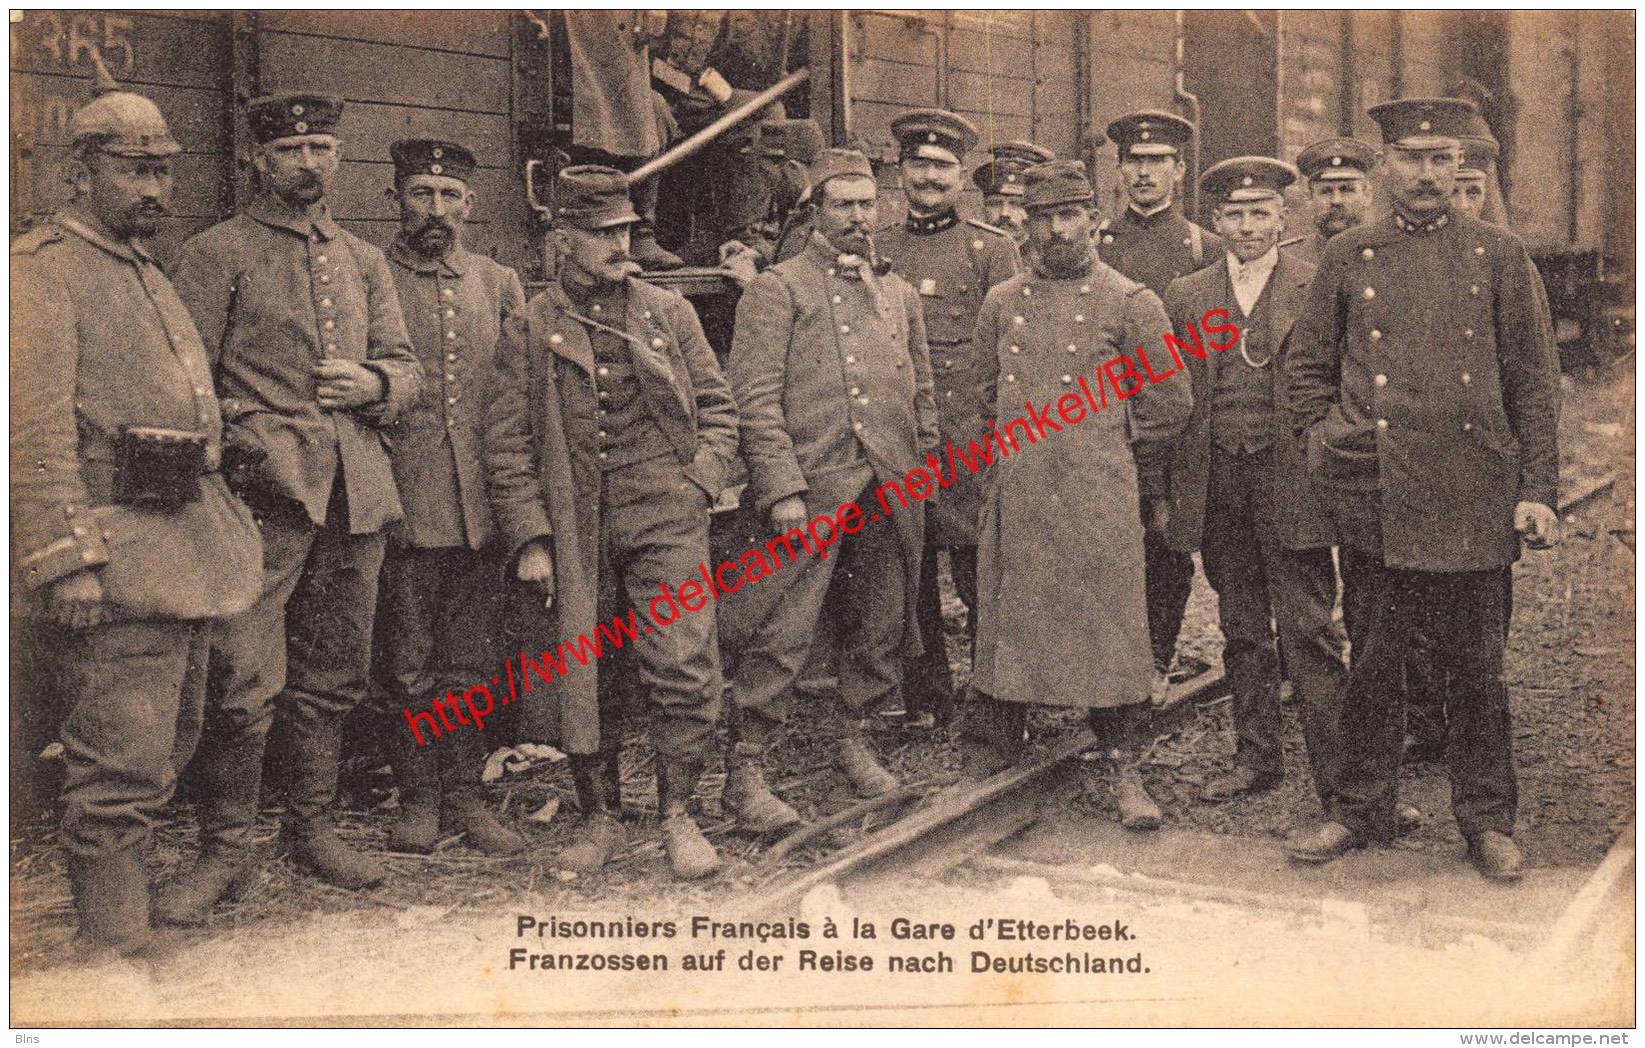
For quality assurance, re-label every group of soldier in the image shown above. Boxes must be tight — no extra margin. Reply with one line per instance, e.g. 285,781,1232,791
13,68,1561,963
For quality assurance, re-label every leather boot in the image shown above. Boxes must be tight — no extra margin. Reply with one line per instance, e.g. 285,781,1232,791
657,758,720,880
155,729,267,927
68,852,152,956
838,731,899,798
281,706,385,889
387,729,441,854
1113,764,1163,831
439,731,524,855
722,743,802,832
959,696,1026,780
558,753,625,874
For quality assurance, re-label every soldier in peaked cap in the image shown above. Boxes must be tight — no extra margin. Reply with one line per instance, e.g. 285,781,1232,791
1290,137,1378,268
1098,110,1223,703
966,160,1191,830
973,140,1057,246
721,148,937,821
11,75,263,955
1285,98,1561,881
168,92,421,906
365,139,528,861
1453,131,1500,220
484,165,738,880
1158,157,1348,807
875,109,1022,730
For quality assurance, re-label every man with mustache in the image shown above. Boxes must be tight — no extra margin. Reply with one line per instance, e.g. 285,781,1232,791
874,109,1022,731
722,149,937,826
966,160,1191,826
1097,111,1224,704
1159,157,1345,804
1290,137,1377,269
369,140,527,857
972,140,1057,249
485,165,737,879
166,94,421,915
10,78,264,957
1285,98,1561,881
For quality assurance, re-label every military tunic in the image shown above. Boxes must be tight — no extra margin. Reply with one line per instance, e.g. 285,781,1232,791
374,241,526,742
1285,207,1560,842
724,235,937,727
10,211,263,897
972,252,1192,710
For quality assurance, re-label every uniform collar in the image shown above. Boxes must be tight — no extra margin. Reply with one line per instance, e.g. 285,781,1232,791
905,207,959,235
1123,200,1177,227
246,193,343,240
1392,205,1452,235
54,209,153,265
389,236,467,276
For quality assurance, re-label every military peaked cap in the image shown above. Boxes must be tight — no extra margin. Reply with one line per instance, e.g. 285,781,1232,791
1200,155,1298,204
555,164,640,230
891,108,979,164
1106,110,1194,158
1295,137,1377,182
1021,159,1094,211
1367,97,1477,150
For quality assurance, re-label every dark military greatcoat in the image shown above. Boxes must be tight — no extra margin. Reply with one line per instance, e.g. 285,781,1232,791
875,210,1020,544
1285,210,1561,571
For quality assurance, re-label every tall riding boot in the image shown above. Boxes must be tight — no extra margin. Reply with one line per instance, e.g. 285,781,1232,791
629,173,685,271
558,752,625,874
68,852,152,957
439,729,525,855
722,712,801,832
656,757,720,880
281,705,385,889
838,726,900,798
155,729,268,926
386,727,441,854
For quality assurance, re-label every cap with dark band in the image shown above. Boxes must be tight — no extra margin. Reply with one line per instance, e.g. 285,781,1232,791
890,108,979,165
1021,159,1094,211
247,93,343,144
555,164,640,230
972,140,1056,197
1295,137,1377,182
1106,110,1194,158
390,139,477,183
1200,156,1298,205
1366,96,1477,150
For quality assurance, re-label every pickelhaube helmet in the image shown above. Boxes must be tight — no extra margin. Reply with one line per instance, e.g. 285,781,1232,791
66,52,181,158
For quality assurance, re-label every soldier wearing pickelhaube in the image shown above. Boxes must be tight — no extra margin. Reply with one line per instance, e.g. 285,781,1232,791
1098,110,1224,699
11,74,263,955
369,139,528,858
168,93,422,907
972,140,1057,247
1289,137,1378,269
1285,98,1561,881
484,165,738,880
875,109,1022,730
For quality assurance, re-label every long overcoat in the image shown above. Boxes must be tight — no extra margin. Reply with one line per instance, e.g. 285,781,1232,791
1160,248,1335,553
972,252,1192,709
484,278,738,752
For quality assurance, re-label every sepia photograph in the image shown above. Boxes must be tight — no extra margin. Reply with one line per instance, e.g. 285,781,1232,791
6,6,1637,1031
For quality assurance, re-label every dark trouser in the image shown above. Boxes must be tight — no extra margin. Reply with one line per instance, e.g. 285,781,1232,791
205,482,385,841
1199,448,1346,793
1403,571,1514,752
58,618,210,938
372,543,504,793
1143,524,1195,673
728,478,907,741
589,455,722,765
907,540,978,721
1334,546,1517,842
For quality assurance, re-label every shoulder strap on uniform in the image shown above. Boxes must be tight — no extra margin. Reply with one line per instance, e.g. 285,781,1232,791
1190,223,1204,268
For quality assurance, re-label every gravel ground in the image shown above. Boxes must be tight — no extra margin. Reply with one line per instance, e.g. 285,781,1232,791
9,362,1634,971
